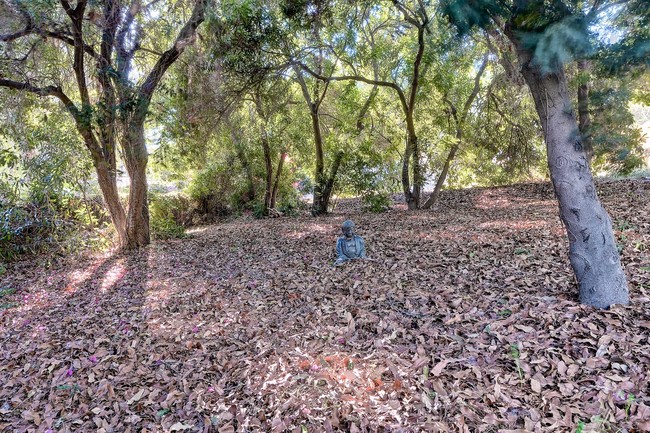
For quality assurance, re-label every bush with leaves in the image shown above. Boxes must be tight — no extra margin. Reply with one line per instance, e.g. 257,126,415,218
361,191,392,213
0,97,108,260
148,188,192,239
339,148,397,213
1,203,73,261
186,163,241,218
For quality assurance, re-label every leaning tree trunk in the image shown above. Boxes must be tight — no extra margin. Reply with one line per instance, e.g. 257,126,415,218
122,122,151,248
510,37,629,308
423,141,459,209
270,152,287,210
93,154,127,247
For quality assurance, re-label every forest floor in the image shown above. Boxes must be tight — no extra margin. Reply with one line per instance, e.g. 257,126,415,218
1,179,649,433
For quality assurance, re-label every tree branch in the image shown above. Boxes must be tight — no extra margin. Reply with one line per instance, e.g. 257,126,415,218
292,65,313,106
408,25,425,116
137,0,209,114
460,54,490,123
392,0,421,29
0,78,70,103
442,94,459,125
294,61,410,117
60,0,91,106
0,27,32,42
116,0,141,82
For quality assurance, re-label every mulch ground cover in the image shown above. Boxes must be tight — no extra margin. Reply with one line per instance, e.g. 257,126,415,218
1,179,649,433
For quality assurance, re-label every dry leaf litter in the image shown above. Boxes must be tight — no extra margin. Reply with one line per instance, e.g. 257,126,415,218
1,180,649,433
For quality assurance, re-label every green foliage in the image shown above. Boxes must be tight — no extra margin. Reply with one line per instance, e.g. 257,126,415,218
148,190,190,240
276,181,305,217
362,191,391,213
208,0,282,84
509,342,524,383
250,201,267,219
0,203,73,261
186,164,235,216
0,96,109,260
588,82,645,175
523,15,592,74
338,141,398,208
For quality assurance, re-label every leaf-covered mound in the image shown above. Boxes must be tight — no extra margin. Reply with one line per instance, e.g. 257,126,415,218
1,180,649,433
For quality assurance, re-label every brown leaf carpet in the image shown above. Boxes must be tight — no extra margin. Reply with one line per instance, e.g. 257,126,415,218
1,180,649,433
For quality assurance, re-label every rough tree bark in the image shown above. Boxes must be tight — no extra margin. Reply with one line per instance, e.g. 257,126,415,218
505,26,629,308
122,121,150,247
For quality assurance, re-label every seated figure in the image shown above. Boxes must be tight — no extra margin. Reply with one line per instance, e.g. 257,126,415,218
334,220,367,265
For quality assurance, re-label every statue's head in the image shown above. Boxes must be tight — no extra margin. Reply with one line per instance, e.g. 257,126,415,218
341,220,355,238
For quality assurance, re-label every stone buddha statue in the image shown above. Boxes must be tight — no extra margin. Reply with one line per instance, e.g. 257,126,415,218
334,220,367,265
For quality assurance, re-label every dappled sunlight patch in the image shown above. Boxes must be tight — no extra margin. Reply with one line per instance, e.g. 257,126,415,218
185,226,210,235
240,349,411,429
67,268,93,287
143,280,176,311
99,259,127,294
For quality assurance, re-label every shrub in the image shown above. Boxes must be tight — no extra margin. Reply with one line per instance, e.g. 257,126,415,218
186,165,234,217
0,203,75,261
148,191,191,239
249,201,267,219
361,191,391,213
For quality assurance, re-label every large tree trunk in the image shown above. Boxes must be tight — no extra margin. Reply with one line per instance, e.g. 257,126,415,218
93,155,127,246
508,34,629,308
122,123,150,248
